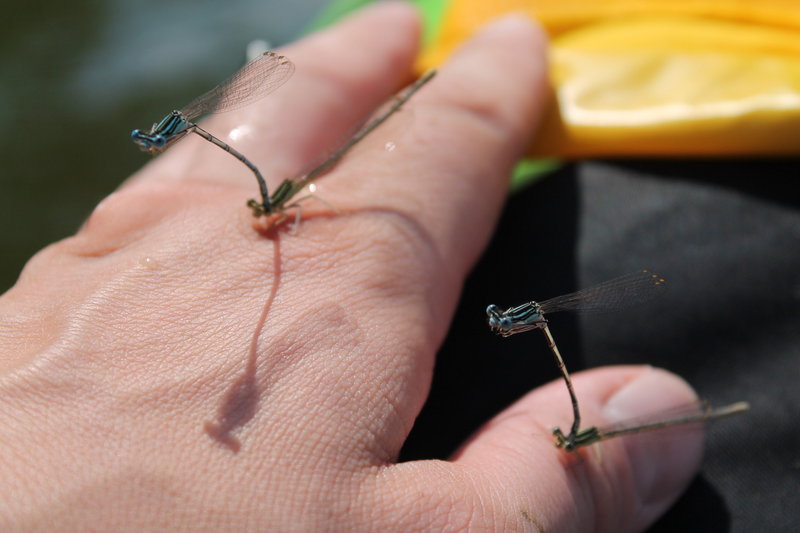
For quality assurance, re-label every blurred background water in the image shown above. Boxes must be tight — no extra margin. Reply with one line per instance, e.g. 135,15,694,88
0,0,330,292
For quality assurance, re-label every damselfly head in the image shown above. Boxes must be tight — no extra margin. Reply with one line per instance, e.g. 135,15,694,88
486,304,521,337
552,426,579,451
131,129,167,153
247,198,269,217
486,304,505,332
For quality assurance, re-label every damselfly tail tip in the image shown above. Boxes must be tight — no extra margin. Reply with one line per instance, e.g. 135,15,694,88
718,401,750,416
247,198,268,218
419,68,437,83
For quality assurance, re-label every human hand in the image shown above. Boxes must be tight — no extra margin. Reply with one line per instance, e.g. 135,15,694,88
0,3,704,531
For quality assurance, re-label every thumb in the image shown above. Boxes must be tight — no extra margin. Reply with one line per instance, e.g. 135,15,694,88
454,366,705,532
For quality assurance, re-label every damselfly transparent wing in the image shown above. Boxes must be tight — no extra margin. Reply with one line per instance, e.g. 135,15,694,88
180,51,295,121
537,269,667,315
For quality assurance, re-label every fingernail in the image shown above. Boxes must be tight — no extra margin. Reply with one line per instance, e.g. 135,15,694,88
602,368,704,506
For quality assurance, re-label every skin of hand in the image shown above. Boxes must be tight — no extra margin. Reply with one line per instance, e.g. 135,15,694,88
0,3,705,532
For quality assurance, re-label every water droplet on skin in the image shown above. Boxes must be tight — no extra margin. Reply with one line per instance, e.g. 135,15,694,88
384,141,396,152
139,256,157,269
246,39,270,61
229,125,252,142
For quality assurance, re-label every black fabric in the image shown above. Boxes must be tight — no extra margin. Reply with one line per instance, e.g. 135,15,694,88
400,159,800,531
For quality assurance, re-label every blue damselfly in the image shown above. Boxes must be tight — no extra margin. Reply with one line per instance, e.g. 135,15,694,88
131,51,294,213
132,53,435,223
486,270,667,448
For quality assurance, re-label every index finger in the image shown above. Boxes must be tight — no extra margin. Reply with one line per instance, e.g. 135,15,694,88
299,13,549,276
